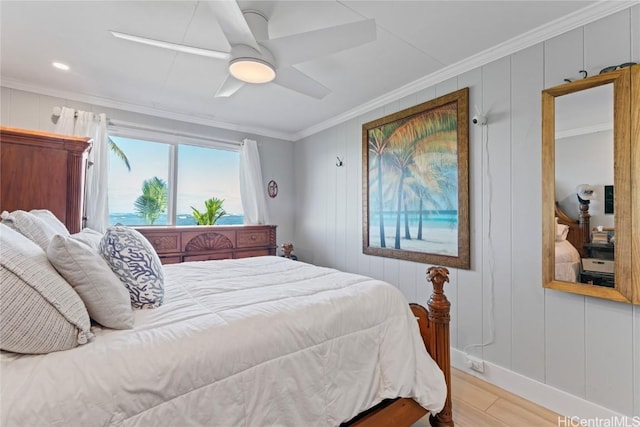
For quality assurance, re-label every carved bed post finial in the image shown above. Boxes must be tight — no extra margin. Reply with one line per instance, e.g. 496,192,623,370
578,198,591,244
427,267,450,308
426,266,454,427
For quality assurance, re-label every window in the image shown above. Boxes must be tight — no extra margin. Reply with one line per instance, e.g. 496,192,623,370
176,144,242,225
108,134,242,226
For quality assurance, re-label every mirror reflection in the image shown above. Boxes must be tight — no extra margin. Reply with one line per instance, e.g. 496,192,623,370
543,64,637,304
553,84,614,286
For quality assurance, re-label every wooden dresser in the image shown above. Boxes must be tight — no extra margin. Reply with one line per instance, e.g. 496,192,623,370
0,126,92,233
136,225,277,264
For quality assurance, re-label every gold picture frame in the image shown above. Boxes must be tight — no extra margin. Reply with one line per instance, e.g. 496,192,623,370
362,87,470,269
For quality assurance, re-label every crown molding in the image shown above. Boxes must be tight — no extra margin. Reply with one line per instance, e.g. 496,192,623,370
293,0,638,141
0,78,296,141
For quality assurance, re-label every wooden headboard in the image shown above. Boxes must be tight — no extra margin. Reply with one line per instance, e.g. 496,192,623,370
555,201,590,257
0,126,92,233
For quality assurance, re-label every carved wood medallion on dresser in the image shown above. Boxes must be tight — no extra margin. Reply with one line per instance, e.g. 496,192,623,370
136,225,277,264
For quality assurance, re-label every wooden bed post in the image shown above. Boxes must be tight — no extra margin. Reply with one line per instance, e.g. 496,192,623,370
426,266,453,427
345,267,455,427
578,198,591,245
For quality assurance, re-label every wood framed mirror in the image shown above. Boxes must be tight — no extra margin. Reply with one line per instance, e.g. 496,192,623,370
542,64,639,304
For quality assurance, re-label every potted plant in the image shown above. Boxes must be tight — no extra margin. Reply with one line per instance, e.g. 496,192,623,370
191,197,226,225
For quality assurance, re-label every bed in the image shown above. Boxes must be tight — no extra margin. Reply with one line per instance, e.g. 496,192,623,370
0,208,454,426
555,239,581,282
554,202,590,282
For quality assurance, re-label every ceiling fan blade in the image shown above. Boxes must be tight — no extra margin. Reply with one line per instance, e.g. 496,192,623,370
262,19,376,68
215,75,246,97
273,67,330,99
110,31,229,60
205,1,261,52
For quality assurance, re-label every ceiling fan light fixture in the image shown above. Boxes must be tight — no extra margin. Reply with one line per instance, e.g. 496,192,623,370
229,58,276,84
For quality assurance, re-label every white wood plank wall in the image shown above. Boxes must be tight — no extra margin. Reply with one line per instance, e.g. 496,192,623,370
293,5,640,418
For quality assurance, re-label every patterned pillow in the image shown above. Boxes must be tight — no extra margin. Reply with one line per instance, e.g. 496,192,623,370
99,226,164,309
0,224,93,354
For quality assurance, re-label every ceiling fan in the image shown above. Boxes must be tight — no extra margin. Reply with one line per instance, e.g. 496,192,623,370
110,1,376,99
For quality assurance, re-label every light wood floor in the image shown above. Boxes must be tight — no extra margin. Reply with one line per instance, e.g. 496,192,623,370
414,368,561,427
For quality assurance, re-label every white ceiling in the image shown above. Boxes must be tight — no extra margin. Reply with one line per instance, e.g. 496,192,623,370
0,1,626,141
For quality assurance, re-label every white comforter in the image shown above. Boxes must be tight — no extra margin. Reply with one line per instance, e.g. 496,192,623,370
1,256,446,426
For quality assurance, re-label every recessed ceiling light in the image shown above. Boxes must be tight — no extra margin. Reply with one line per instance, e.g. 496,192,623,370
52,62,70,71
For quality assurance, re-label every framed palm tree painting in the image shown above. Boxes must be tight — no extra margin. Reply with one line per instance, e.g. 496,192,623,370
362,87,470,269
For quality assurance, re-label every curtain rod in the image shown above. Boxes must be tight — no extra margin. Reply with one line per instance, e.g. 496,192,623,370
108,119,242,148
51,106,242,148
51,106,107,122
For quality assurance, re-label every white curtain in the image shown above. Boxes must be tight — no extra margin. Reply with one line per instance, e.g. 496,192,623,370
55,107,109,232
239,139,270,224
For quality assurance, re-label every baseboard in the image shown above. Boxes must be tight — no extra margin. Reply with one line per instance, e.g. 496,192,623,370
450,348,628,420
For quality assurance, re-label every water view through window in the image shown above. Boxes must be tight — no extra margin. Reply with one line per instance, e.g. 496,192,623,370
108,135,243,226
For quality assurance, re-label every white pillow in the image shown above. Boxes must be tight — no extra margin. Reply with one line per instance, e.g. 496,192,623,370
48,235,134,329
0,224,93,354
71,228,104,252
100,226,165,309
29,209,70,237
1,210,59,250
556,223,570,242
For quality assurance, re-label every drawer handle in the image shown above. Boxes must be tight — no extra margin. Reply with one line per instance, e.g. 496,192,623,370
154,239,161,246
251,235,257,240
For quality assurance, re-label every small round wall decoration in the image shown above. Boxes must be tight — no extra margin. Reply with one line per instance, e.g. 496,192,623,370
267,180,278,198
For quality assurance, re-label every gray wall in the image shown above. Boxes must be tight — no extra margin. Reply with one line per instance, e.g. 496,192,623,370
293,6,640,417
556,130,614,228
0,87,296,248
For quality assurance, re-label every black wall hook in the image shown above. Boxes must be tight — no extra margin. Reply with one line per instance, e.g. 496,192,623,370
336,157,343,167
564,69,589,83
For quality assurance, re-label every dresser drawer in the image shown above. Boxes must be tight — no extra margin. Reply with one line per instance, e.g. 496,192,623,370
159,256,182,265
183,252,233,262
236,249,271,259
237,229,271,248
143,233,180,254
